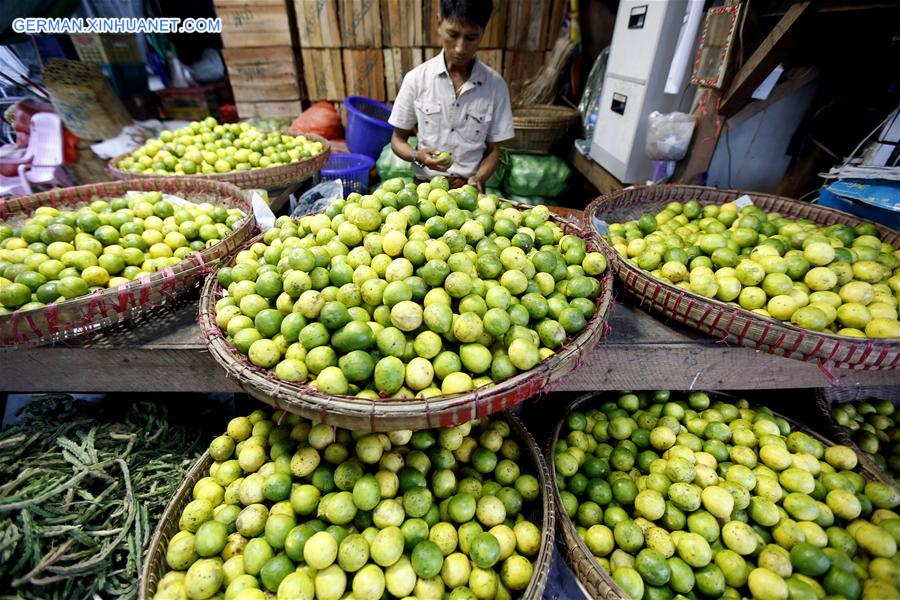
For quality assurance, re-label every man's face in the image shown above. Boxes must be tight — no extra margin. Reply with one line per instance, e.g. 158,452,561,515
438,17,484,67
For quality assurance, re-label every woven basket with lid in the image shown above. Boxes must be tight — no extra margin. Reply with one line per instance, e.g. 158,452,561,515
585,184,900,370
502,105,580,154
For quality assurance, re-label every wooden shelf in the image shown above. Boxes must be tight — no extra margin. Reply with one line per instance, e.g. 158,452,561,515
570,150,625,197
3,296,894,393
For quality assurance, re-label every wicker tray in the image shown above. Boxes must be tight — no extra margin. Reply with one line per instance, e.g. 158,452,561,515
199,206,613,431
585,185,900,370
0,178,255,348
815,387,900,491
108,133,331,191
548,391,890,600
139,412,556,600
502,105,580,154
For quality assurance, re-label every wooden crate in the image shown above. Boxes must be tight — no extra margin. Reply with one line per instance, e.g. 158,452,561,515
214,0,295,47
503,50,546,96
383,47,423,101
343,49,385,101
422,0,509,48
381,0,423,47
300,48,346,101
293,0,341,47
506,0,550,51
222,46,302,102
339,0,383,48
236,99,303,118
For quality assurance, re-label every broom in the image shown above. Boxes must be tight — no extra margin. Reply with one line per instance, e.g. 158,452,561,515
512,36,577,108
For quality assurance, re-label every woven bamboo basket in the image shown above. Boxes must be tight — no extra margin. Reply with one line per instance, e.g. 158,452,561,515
0,178,255,348
139,412,556,600
502,105,580,154
815,387,900,490
108,133,331,191
199,206,613,431
585,185,900,370
548,390,889,600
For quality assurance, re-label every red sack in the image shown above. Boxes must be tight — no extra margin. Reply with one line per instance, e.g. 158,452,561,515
289,101,342,140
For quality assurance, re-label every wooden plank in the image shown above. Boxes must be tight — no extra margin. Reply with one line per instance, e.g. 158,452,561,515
3,300,896,393
343,49,386,102
570,150,624,197
725,66,821,130
383,47,423,101
422,0,441,47
381,0,423,47
293,0,341,47
543,0,568,50
477,49,504,75
503,50,545,97
673,87,723,185
481,0,508,48
215,1,295,48
719,0,814,117
235,99,303,118
506,0,549,51
339,0,383,48
300,48,346,101
222,46,302,102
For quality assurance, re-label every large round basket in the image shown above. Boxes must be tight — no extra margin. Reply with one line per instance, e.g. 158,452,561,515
585,185,900,370
199,206,613,431
108,133,331,190
139,412,556,600
814,386,900,491
547,391,888,599
0,178,255,348
502,105,580,154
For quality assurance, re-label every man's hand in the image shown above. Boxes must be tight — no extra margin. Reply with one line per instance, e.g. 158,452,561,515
467,175,484,193
418,148,450,172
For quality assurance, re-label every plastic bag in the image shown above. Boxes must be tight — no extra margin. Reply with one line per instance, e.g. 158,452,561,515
289,101,342,140
578,47,609,138
376,137,416,180
645,111,696,161
504,153,571,198
485,148,510,190
290,180,344,218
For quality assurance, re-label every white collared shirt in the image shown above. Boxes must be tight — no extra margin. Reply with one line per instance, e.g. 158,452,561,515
388,50,515,180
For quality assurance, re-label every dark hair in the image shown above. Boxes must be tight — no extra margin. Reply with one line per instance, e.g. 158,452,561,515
439,0,493,29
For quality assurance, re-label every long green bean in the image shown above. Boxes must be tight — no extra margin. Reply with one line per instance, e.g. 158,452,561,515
0,395,206,599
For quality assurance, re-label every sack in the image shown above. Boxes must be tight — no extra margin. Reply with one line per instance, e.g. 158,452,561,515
485,148,510,189
289,101,342,140
505,153,571,197
376,137,416,180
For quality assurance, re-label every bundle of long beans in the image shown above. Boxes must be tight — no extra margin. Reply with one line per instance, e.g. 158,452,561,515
0,395,205,599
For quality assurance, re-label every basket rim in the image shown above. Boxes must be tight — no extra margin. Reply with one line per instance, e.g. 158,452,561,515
139,411,556,600
199,201,614,430
0,177,256,348
813,389,900,491
584,184,900,370
107,132,331,188
548,390,889,600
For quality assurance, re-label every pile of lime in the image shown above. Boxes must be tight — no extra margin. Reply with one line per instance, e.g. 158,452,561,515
607,200,900,338
153,409,544,600
0,192,244,313
554,391,900,600
831,398,900,478
117,117,325,175
212,176,607,397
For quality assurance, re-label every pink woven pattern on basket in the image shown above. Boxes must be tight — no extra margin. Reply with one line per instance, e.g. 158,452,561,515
585,185,899,372
107,134,331,190
199,203,615,431
0,178,256,348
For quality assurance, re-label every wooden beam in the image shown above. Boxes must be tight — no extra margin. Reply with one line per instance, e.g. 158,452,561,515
719,0,814,117
673,87,724,185
726,66,821,129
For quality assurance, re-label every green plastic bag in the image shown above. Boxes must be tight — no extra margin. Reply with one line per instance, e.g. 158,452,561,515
376,137,416,180
485,148,510,189
504,153,571,198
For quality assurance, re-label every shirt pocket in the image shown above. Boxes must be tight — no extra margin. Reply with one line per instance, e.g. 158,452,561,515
414,100,442,140
460,108,492,145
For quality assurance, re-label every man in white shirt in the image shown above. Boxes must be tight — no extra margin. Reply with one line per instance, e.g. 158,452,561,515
388,0,514,192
